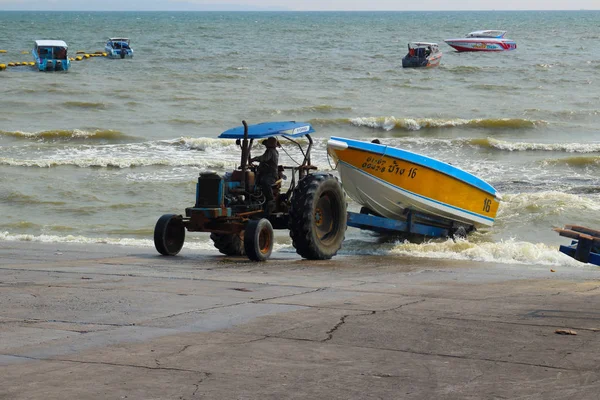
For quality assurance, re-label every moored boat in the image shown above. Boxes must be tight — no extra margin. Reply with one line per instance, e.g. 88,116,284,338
327,137,501,228
32,40,70,71
402,42,442,68
105,38,134,59
444,30,517,52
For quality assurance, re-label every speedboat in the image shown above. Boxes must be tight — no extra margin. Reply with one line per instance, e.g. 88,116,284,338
32,40,70,71
327,137,501,229
105,38,134,59
444,30,517,52
402,42,442,68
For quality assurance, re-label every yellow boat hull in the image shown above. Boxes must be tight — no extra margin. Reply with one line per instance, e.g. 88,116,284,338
328,138,500,228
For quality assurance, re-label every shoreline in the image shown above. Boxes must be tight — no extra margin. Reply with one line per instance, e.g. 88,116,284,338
1,240,599,398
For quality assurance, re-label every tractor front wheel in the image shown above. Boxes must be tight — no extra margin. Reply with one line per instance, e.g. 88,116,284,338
244,218,274,262
154,214,185,256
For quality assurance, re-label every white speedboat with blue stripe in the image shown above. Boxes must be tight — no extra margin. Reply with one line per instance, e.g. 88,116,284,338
105,38,134,59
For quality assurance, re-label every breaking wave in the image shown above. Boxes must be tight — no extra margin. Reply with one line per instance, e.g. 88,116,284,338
172,137,241,151
542,156,600,167
1,191,67,206
0,156,234,169
498,191,600,217
470,138,600,153
0,129,134,141
0,136,315,169
316,117,546,132
493,192,600,236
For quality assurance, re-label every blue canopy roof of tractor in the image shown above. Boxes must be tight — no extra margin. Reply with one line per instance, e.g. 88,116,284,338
218,121,315,139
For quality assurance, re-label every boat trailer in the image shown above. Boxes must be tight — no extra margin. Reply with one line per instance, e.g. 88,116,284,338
554,225,600,266
347,208,473,240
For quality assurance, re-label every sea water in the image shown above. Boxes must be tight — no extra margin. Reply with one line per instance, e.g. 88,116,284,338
0,11,599,266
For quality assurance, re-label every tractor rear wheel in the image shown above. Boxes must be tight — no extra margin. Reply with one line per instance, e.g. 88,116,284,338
154,214,185,256
210,232,245,256
244,218,274,262
289,173,347,260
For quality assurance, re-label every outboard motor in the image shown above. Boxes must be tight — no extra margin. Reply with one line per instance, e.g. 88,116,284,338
120,49,126,59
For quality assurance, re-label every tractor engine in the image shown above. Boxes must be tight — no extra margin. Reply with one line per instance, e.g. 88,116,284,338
195,170,257,209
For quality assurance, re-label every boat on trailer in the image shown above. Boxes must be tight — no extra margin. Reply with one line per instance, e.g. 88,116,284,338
327,137,501,233
444,30,517,52
105,38,134,59
32,40,70,71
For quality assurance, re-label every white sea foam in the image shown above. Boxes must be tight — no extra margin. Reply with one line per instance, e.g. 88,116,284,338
335,235,583,266
348,117,544,131
498,192,600,218
387,238,582,267
175,137,239,151
0,156,234,169
0,230,586,267
0,231,157,247
487,138,600,153
0,232,294,253
0,128,127,140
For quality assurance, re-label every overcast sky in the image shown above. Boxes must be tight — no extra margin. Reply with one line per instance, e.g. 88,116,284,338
0,0,597,11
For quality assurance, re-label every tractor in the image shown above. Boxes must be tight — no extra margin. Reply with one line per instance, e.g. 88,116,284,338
154,121,347,261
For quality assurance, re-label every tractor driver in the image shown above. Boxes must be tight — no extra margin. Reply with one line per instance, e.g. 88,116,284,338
250,136,280,213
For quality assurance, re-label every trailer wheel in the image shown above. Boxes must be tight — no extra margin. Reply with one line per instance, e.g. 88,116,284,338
244,219,274,262
289,173,347,260
154,214,185,256
210,232,245,256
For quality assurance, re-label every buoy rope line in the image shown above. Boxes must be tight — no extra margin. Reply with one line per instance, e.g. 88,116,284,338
0,50,108,70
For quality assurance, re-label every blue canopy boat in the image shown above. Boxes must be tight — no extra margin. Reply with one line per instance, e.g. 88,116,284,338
32,40,70,72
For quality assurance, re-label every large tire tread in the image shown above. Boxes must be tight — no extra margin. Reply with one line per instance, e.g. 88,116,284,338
210,232,245,256
289,173,347,260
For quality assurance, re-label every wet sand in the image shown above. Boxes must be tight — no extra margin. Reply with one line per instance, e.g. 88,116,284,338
1,240,599,399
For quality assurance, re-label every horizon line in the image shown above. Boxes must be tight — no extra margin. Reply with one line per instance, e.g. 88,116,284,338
0,9,597,12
